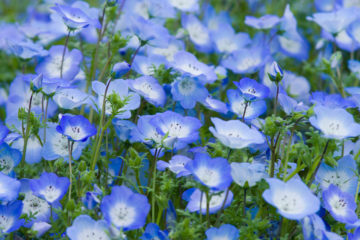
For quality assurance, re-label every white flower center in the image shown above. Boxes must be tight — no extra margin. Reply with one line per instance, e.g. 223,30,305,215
0,156,13,175
109,203,136,228
274,192,305,214
78,228,109,240
39,185,61,202
22,193,50,218
278,36,302,54
329,195,348,216
195,167,220,187
178,78,196,96
0,214,14,232
46,54,72,78
236,57,261,71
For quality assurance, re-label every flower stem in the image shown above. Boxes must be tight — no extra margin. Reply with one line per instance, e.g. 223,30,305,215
152,148,160,223
67,140,74,201
306,140,330,186
274,83,279,116
242,101,248,122
60,30,71,79
43,97,49,143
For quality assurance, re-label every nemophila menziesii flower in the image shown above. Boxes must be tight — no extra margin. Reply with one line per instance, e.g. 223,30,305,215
310,92,356,108
278,93,309,115
0,201,24,234
100,185,150,231
234,78,270,100
183,188,233,214
53,88,91,109
56,115,97,142
171,75,208,109
7,38,48,60
323,184,358,224
157,155,192,177
127,76,166,107
11,135,42,164
348,227,360,240
182,14,212,53
67,215,109,240
36,45,82,81
31,222,52,238
209,117,264,149
205,224,239,240
262,178,320,220
141,223,169,240
227,89,267,120
150,111,202,150
51,3,101,30
231,162,268,187
147,37,184,62
169,0,199,12
112,61,131,78
301,214,343,240
316,155,358,196
131,115,164,147
307,7,358,34
30,172,70,204
221,45,268,74
132,54,167,76
0,173,20,202
309,105,360,139
171,51,217,84
92,79,141,119
0,143,21,175
185,152,232,191
201,95,228,114
0,124,8,145
267,61,284,84
245,14,280,29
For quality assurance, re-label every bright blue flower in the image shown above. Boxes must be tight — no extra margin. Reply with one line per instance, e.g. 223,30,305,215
309,105,360,140
234,77,270,100
171,51,217,84
0,173,20,202
209,117,265,149
0,201,24,233
131,115,164,147
201,96,228,114
112,119,136,142
0,124,8,145
92,79,141,119
56,115,97,142
281,71,310,100
141,223,169,240
147,0,176,19
301,214,343,240
32,221,52,238
307,7,359,34
128,76,166,107
348,60,360,79
157,155,192,177
112,61,131,78
171,75,208,109
316,155,358,196
245,14,280,29
53,88,92,110
0,143,21,176
262,178,320,220
169,0,199,12
36,45,83,82
348,227,360,240
81,185,102,210
278,93,308,115
205,224,239,240
132,54,167,76
227,89,267,119
231,162,268,187
30,172,70,204
182,14,212,52
66,215,109,240
310,92,356,108
100,185,150,231
52,3,101,30
11,135,42,164
185,152,232,191
267,61,284,84
150,111,202,150
323,184,358,224
183,188,233,214
146,37,184,63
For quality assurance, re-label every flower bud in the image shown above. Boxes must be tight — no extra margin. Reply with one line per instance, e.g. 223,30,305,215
268,61,283,83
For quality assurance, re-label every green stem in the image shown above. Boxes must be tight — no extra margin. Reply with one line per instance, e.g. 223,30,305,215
60,30,71,79
152,148,160,223
67,140,74,201
306,140,330,186
274,83,279,116
282,130,294,181
242,101,248,122
206,191,210,228
43,97,49,143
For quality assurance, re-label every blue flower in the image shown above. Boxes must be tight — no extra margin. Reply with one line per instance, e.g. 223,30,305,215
0,201,24,233
201,95,228,114
53,88,91,110
309,105,360,140
169,0,199,12
267,62,284,84
234,77,270,100
100,185,150,231
171,75,208,109
245,14,280,29
262,178,320,220
183,188,233,214
42,123,88,161
0,143,21,175
0,124,9,145
66,215,109,240
182,14,212,53
32,222,52,238
316,155,358,196
81,185,102,210
56,115,97,142
231,162,267,187
140,223,169,240
52,3,101,30
112,61,131,78
131,115,164,147
8,39,48,60
322,184,358,224
157,155,192,177
36,45,83,82
209,117,265,149
310,92,355,108
348,227,360,240
211,23,250,53
128,76,166,107
205,224,239,240
112,119,136,142
0,173,20,202
301,214,343,240
185,152,232,191
30,172,70,204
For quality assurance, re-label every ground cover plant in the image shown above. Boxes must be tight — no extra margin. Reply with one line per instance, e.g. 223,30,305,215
1,0,360,239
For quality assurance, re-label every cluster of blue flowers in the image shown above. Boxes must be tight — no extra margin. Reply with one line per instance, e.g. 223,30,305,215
1,0,360,239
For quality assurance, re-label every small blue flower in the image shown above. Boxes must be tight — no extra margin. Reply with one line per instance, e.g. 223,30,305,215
53,88,91,110
31,222,52,238
301,214,343,240
112,119,137,142
322,184,358,224
310,92,355,108
0,173,21,202
0,200,24,233
209,117,265,149
56,115,97,142
185,152,232,191
30,172,70,204
66,215,109,240
81,185,102,210
234,77,270,100
231,162,267,187
112,61,131,78
267,61,284,83
182,14,212,53
157,155,192,177
278,93,308,115
348,227,360,240
100,185,150,231
171,75,208,109
201,95,228,114
183,188,233,214
30,73,43,93
7,39,48,60
0,143,21,175
205,224,239,240
169,0,199,12
262,178,320,220
140,223,169,240
309,105,360,140
128,76,166,107
245,14,280,29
